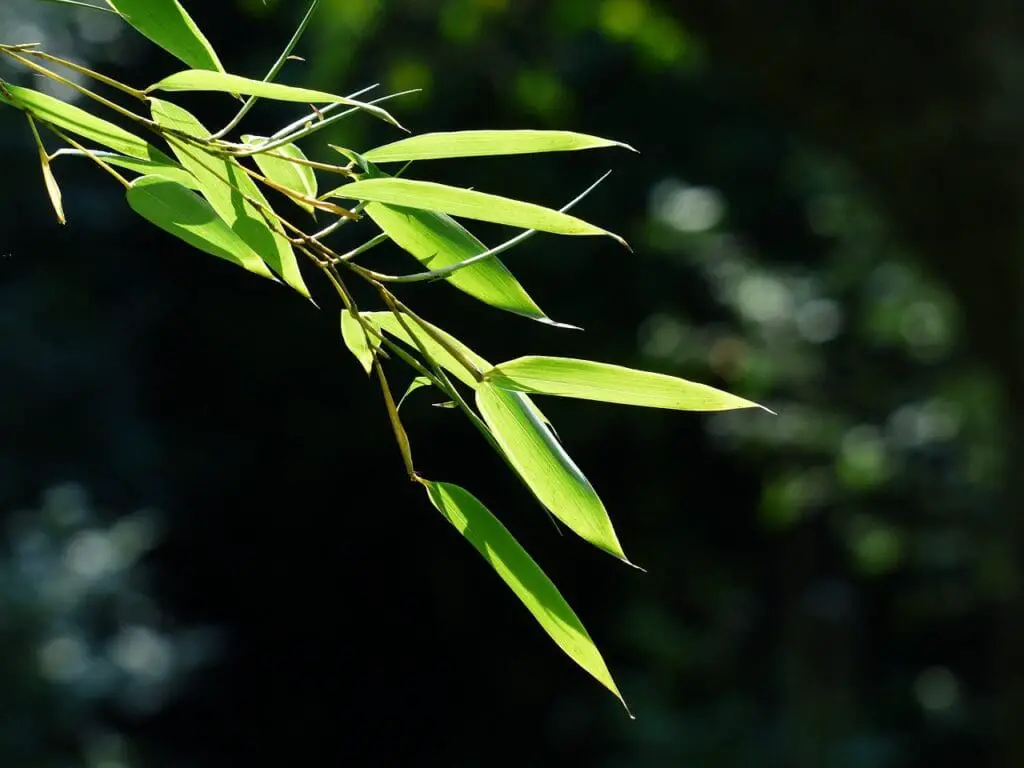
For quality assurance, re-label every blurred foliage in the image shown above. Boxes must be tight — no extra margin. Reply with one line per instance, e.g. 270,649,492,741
1,0,1018,766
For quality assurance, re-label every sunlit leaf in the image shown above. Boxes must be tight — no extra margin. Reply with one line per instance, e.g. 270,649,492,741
39,150,65,225
126,175,275,280
330,178,625,243
242,134,318,216
340,311,381,375
486,356,769,412
475,382,630,563
146,70,403,129
397,376,432,410
106,0,223,72
0,84,170,162
365,203,559,323
150,99,310,299
52,148,199,188
423,480,629,711
364,130,635,163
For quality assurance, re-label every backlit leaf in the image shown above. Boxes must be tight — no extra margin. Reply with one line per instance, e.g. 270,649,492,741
340,311,381,375
126,175,275,280
423,480,629,711
52,149,199,189
106,0,223,72
364,129,635,162
242,134,318,216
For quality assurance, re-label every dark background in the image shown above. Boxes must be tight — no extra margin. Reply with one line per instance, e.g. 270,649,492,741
2,1,1021,766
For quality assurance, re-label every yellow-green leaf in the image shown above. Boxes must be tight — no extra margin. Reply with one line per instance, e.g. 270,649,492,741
485,356,769,412
242,134,318,216
150,99,310,299
475,382,630,563
52,149,199,189
106,0,223,72
340,311,381,375
126,175,275,280
423,480,629,712
365,203,557,323
0,84,170,162
331,178,625,243
364,130,635,163
146,70,403,129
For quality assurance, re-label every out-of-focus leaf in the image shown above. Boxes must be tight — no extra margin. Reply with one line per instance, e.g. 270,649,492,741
147,71,403,129
365,203,558,323
340,311,381,374
126,175,275,280
106,0,223,72
475,382,630,563
330,178,626,243
364,130,635,162
0,84,171,162
423,480,629,711
242,134,318,216
150,99,310,299
486,356,769,412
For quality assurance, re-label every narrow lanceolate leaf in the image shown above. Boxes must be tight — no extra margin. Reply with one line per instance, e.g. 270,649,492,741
52,150,199,189
126,175,275,280
106,0,223,72
475,382,630,563
340,311,381,375
242,135,318,216
150,99,310,299
0,84,170,162
423,480,629,712
364,130,636,163
39,150,66,225
486,356,769,412
146,71,403,129
365,203,557,323
397,376,432,410
331,178,625,243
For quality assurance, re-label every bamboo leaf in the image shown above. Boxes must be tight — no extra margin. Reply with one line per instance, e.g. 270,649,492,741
126,175,275,280
0,83,170,162
423,480,629,712
364,130,635,163
106,0,223,72
150,99,311,299
26,114,65,225
365,203,559,323
340,311,381,375
146,70,404,129
51,149,199,188
330,178,625,243
397,376,432,410
475,382,630,564
486,356,770,412
242,134,318,216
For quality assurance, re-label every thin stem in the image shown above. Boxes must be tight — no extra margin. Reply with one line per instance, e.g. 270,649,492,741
33,0,116,13
307,202,368,241
211,0,320,139
268,84,378,140
45,123,130,188
20,49,147,100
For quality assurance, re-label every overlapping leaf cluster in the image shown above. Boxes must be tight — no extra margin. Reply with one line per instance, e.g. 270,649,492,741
3,0,768,713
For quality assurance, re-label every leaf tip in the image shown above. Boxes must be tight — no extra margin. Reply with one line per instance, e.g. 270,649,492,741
536,316,584,332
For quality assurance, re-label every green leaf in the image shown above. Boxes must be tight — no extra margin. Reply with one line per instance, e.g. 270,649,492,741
125,175,275,281
106,0,223,72
364,130,635,163
242,134,318,216
486,356,769,412
365,203,559,323
423,480,629,712
150,99,311,299
397,376,432,410
340,311,381,375
51,149,199,189
146,70,404,129
0,84,171,162
475,382,630,563
330,178,625,243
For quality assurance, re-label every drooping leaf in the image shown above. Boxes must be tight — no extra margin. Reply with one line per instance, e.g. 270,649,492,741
475,382,630,563
340,311,381,375
125,175,275,280
106,0,223,72
39,149,66,225
242,134,318,216
423,480,629,711
365,203,558,323
397,376,432,410
364,130,635,163
486,356,769,412
51,149,199,189
0,84,170,162
146,71,403,129
150,99,311,299
329,178,625,243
